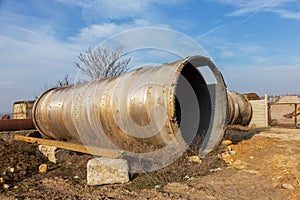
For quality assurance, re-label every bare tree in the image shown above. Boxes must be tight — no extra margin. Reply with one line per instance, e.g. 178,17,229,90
75,46,130,80
57,74,71,87
39,74,72,96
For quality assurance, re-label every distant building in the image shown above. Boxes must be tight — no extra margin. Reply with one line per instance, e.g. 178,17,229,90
268,96,280,104
13,100,35,119
269,95,300,127
277,96,300,104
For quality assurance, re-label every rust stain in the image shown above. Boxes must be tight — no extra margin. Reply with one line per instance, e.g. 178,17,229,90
32,56,228,156
0,119,35,131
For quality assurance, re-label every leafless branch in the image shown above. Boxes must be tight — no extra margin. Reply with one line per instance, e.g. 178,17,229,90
57,74,71,87
75,46,130,80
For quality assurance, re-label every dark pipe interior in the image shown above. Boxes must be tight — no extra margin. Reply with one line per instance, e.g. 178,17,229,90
175,62,211,149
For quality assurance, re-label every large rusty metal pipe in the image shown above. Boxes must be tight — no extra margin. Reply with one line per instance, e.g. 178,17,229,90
226,91,252,126
32,56,228,162
0,119,35,131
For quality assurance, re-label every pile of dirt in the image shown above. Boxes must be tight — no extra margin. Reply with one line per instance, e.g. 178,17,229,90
1,128,299,199
277,96,300,104
0,131,228,199
128,146,227,190
0,139,43,191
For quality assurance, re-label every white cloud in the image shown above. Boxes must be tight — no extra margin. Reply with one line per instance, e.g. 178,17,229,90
56,0,184,20
134,19,152,26
200,36,266,59
199,25,224,38
70,23,137,46
0,0,188,111
0,22,79,111
252,56,270,64
57,0,151,14
272,8,300,20
0,0,298,112
215,0,300,20
0,6,172,111
69,20,172,49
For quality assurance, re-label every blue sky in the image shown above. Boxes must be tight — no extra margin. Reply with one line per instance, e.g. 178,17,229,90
0,0,300,112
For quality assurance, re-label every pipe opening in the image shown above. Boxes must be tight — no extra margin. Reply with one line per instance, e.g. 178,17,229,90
32,56,228,172
175,62,211,149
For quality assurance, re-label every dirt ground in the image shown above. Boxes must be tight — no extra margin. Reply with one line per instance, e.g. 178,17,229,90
1,127,300,199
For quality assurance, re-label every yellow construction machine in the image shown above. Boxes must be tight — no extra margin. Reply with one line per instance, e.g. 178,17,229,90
283,106,300,118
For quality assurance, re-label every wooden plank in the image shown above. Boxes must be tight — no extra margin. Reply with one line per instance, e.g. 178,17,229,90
14,135,123,159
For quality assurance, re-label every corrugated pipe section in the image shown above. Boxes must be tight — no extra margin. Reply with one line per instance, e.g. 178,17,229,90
32,56,228,159
226,91,253,126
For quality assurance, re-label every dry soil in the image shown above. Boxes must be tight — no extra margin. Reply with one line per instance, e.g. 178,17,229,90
1,127,300,199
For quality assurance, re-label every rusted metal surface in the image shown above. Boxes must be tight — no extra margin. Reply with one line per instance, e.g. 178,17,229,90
14,135,123,158
0,119,35,131
227,91,252,126
33,56,228,161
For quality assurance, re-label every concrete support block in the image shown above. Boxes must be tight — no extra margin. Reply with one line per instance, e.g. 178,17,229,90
87,157,129,186
36,145,70,163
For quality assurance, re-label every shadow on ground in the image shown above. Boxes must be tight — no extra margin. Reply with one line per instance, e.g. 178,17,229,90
223,126,260,144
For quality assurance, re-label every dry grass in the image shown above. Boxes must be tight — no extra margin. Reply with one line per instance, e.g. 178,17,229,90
127,146,227,190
